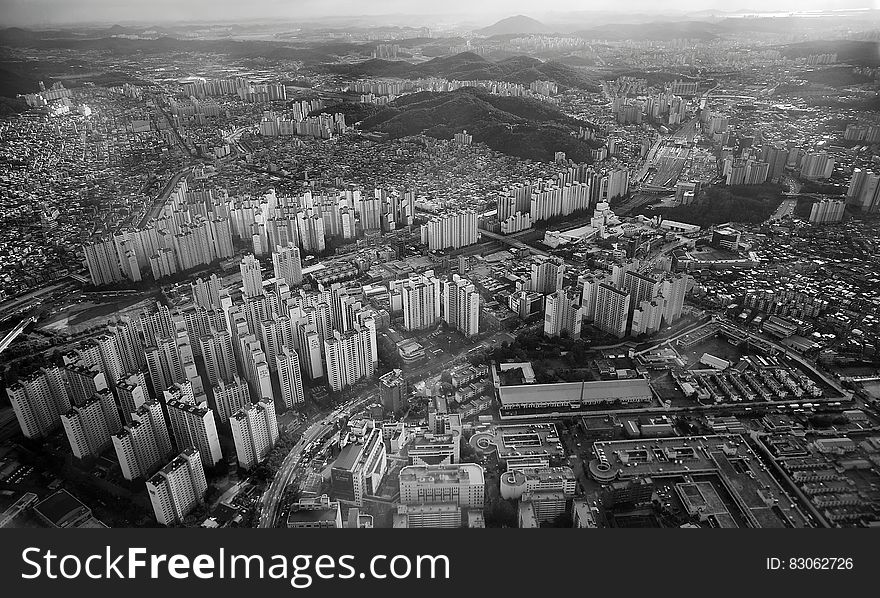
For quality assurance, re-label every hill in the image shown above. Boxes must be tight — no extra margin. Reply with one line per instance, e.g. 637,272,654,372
781,40,880,67
478,15,550,36
323,87,601,162
320,51,599,91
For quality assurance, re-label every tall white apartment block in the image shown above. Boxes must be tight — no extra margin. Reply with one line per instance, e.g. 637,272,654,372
272,242,303,287
442,274,480,337
61,393,119,459
595,283,631,338
166,399,223,467
543,289,584,338
419,211,478,251
239,253,264,298
276,347,305,409
6,369,70,439
229,398,279,469
146,448,207,526
212,375,251,424
399,272,441,331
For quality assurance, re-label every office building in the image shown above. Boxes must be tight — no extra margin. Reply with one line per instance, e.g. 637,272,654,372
286,495,343,529
379,369,407,412
330,426,387,507
399,463,485,508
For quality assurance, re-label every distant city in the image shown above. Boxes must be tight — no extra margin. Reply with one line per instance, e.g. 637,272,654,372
1,4,879,530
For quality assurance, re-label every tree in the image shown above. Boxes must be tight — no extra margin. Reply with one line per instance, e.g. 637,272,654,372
486,498,517,528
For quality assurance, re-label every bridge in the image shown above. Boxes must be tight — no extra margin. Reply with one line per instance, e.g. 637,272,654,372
478,230,550,256
0,317,36,355
0,492,38,528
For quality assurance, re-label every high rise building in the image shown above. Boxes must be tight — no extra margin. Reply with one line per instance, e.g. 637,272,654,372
324,321,377,392
146,448,207,526
83,238,124,286
442,274,480,337
115,374,148,422
276,347,305,409
543,289,584,338
61,392,120,459
330,426,387,507
631,298,665,336
578,273,604,321
272,243,303,287
623,270,659,312
6,368,70,439
199,329,236,387
191,275,223,311
595,284,631,338
113,404,174,481
229,398,279,470
212,375,251,424
65,364,108,407
658,274,690,325
94,333,125,385
108,318,146,373
166,399,223,467
239,253,264,298
809,198,846,224
530,257,565,294
379,369,407,413
420,211,478,251
846,169,880,212
399,273,442,332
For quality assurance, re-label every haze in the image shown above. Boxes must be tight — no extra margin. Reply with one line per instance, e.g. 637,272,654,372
0,0,872,27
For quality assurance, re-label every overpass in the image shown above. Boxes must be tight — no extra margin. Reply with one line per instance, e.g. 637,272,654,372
0,492,38,528
0,317,36,355
478,230,550,257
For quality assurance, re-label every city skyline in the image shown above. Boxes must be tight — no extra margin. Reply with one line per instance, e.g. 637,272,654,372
0,0,874,26
0,0,879,534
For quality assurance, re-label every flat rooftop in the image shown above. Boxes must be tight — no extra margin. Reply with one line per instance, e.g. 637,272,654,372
399,463,485,486
498,378,652,406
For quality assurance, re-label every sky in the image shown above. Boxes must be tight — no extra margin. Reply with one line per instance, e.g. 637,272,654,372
0,0,871,27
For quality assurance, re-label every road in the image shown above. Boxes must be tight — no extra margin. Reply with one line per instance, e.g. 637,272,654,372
768,198,797,222
0,317,36,355
256,330,510,528
478,229,550,257
138,166,194,228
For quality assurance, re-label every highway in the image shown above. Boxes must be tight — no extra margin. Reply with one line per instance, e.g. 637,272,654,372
258,388,388,528
138,166,194,228
256,328,512,528
478,229,550,257
0,317,36,355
